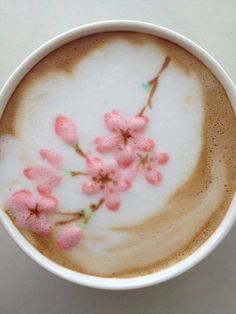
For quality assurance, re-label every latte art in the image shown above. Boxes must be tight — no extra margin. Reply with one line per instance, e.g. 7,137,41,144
0,32,235,277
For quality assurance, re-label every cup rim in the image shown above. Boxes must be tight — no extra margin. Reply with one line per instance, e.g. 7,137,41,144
0,20,235,290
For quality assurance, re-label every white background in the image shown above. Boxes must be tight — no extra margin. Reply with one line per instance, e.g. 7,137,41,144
0,1,236,313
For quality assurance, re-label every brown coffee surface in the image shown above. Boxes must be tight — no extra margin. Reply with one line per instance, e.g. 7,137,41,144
1,32,236,278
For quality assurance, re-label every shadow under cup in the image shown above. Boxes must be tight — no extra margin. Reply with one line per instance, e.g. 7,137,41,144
0,21,236,290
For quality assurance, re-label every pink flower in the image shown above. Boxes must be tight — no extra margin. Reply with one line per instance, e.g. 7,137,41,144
132,151,169,185
55,116,78,145
57,226,83,250
24,149,62,195
81,157,131,211
95,110,155,168
7,189,57,236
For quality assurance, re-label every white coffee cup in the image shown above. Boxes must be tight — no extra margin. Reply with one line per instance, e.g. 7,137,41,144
0,20,235,290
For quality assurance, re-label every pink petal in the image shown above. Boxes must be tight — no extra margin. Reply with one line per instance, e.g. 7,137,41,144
24,167,55,180
12,189,31,198
86,157,103,176
118,179,132,192
55,116,78,145
129,115,149,131
37,195,57,214
7,189,33,213
7,190,35,228
115,146,134,168
81,181,100,195
94,135,118,153
104,191,120,211
137,138,155,152
145,170,162,185
156,152,169,165
39,149,63,169
31,217,52,237
105,200,120,211
104,160,118,175
37,175,62,195
57,226,83,250
14,209,32,228
104,110,124,131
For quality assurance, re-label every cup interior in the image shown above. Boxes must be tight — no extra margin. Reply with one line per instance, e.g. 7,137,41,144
0,20,235,290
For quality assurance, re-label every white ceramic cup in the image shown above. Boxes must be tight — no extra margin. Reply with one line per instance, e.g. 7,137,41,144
0,20,236,290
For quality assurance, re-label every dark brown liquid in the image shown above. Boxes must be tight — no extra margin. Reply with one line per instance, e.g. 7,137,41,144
1,32,236,278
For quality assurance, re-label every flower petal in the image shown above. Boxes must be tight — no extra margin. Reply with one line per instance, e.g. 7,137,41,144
31,217,52,237
129,115,149,131
39,149,63,169
37,175,62,195
81,181,100,195
57,226,83,250
7,189,33,213
37,195,57,214
115,146,134,168
55,116,78,145
94,135,118,153
24,167,55,180
13,208,32,228
105,193,120,211
86,157,103,176
104,160,119,176
156,152,169,165
137,138,155,152
145,170,162,185
104,110,124,131
118,179,132,191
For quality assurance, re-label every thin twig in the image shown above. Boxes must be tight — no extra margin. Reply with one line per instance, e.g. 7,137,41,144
139,56,171,116
54,211,81,216
90,198,105,212
55,213,83,226
54,198,105,226
74,143,88,159
70,171,88,177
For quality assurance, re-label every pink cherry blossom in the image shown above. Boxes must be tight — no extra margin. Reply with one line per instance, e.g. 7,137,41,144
81,157,131,211
39,149,63,169
132,151,169,185
24,149,63,195
95,110,155,168
55,116,78,145
7,189,57,236
57,226,83,250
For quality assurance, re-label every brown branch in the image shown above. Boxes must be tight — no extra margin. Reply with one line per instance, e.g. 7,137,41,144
138,56,171,116
54,211,81,216
55,213,84,226
74,143,88,159
70,171,88,177
54,198,105,226
90,198,105,212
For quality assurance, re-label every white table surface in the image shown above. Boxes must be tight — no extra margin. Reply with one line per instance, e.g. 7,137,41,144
0,1,236,313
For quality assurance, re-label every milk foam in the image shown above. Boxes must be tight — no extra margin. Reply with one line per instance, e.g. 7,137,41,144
0,32,235,277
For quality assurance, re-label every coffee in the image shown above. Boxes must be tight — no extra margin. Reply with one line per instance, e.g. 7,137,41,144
0,32,236,278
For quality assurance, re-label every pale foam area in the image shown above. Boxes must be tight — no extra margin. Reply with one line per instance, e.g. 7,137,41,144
0,136,38,198
0,38,204,270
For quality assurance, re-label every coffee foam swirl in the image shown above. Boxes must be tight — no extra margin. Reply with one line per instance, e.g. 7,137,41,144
0,32,236,277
